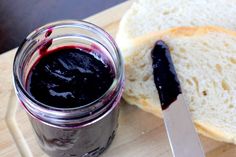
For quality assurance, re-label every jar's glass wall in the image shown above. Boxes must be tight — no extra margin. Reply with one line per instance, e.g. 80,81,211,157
13,20,124,157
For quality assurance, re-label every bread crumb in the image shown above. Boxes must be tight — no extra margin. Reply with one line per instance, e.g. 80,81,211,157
222,80,230,90
202,90,207,96
215,64,222,74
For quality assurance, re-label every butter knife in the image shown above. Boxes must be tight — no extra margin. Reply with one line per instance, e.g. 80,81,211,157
151,40,205,157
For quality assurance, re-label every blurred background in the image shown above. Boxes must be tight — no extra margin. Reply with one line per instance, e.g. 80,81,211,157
0,0,125,54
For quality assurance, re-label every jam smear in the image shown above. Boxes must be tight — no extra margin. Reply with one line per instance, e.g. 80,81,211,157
27,46,115,108
45,28,52,37
151,40,182,110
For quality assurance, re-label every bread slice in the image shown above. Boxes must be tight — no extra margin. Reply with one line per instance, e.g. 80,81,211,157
116,0,236,48
122,26,236,144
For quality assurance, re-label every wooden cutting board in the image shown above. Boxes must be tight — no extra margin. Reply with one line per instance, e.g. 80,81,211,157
1,1,236,157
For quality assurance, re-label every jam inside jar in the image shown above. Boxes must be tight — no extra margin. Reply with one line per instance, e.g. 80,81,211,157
13,20,124,157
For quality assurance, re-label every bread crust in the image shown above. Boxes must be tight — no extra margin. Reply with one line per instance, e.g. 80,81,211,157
124,95,235,144
122,26,236,144
123,26,236,53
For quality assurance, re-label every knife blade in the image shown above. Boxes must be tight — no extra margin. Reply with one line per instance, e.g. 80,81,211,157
151,40,205,157
163,94,205,157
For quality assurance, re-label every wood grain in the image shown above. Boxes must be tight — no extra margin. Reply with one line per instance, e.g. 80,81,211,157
0,1,235,156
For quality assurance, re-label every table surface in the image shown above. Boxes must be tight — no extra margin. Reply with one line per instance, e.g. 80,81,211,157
0,0,126,54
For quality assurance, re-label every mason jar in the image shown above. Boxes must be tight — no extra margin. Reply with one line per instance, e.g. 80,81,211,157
13,20,124,157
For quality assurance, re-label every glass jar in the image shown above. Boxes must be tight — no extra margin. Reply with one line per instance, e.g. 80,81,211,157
13,20,124,157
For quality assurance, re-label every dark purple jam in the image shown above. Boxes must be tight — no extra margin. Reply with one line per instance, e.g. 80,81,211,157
30,106,119,157
26,46,115,108
26,45,119,157
151,40,182,110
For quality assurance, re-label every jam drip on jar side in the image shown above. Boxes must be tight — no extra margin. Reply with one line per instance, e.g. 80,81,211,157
26,46,115,108
151,40,182,110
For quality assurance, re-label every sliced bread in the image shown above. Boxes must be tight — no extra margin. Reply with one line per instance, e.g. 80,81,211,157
122,26,236,144
116,0,236,47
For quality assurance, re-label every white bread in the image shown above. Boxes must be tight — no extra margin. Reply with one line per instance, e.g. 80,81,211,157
116,0,236,48
122,26,236,144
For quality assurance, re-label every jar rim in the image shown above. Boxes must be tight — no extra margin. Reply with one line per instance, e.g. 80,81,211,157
13,20,124,126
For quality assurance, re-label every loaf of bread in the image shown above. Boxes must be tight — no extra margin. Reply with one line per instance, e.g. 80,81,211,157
122,26,236,144
116,0,236,48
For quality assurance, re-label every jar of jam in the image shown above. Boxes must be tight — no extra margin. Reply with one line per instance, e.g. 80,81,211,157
13,20,124,157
